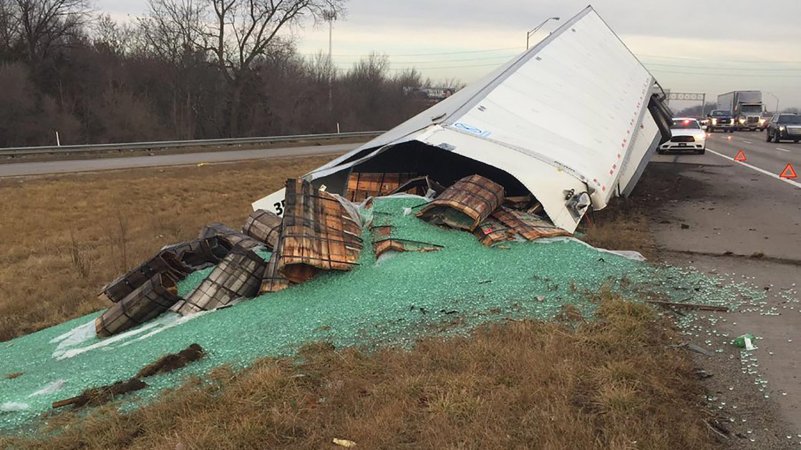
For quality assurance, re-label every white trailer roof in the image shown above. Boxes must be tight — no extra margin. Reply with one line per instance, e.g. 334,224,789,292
255,6,669,233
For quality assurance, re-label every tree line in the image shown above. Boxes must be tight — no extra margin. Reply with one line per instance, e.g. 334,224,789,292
0,0,448,147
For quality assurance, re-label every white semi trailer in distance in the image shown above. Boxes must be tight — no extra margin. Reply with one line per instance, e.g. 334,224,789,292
718,91,764,131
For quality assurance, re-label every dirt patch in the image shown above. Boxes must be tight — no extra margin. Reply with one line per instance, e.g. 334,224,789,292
52,379,148,409
136,344,205,379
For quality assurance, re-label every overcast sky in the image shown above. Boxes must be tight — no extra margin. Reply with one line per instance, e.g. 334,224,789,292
96,0,801,110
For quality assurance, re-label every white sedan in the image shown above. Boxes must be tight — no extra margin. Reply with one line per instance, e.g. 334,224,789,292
657,118,706,154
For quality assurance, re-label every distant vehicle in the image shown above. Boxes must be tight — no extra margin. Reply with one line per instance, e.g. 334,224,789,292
658,118,706,154
717,91,764,131
757,111,773,131
765,113,801,143
403,86,455,103
705,110,735,133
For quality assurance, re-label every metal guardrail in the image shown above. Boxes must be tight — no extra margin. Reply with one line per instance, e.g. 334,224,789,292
0,131,383,158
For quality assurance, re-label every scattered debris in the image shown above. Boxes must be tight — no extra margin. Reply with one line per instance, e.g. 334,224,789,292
135,344,205,378
704,419,731,441
199,223,263,251
417,175,505,231
98,237,231,304
52,378,147,409
332,438,357,448
389,176,445,198
95,274,182,337
647,300,729,312
372,233,443,258
732,333,757,350
672,342,715,357
474,207,571,246
275,179,363,284
242,209,282,250
53,344,208,409
346,172,418,202
370,218,443,258
694,368,713,379
97,248,190,304
172,247,266,315
260,252,290,293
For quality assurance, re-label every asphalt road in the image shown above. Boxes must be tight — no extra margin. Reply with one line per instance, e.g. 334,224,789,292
649,140,801,438
0,143,356,178
705,130,801,182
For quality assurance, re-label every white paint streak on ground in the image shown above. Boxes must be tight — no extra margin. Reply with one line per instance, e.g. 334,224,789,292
28,379,66,397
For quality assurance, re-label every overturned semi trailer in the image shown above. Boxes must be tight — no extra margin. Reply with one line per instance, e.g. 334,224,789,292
254,6,672,233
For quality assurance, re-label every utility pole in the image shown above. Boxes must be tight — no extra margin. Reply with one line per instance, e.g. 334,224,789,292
322,10,337,114
766,92,779,114
526,16,560,50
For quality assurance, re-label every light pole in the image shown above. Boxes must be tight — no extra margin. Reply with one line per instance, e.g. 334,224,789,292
322,10,337,113
765,91,779,114
526,16,560,50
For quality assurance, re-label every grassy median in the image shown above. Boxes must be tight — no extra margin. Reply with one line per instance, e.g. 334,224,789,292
0,156,331,341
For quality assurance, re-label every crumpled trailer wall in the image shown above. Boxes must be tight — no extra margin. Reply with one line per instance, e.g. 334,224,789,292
254,6,671,233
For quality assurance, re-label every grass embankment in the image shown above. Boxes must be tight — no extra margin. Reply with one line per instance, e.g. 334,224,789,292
0,156,330,341
1,294,718,450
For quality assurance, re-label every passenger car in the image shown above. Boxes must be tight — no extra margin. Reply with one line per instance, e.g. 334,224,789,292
757,112,773,131
705,110,735,132
657,118,706,154
765,113,801,143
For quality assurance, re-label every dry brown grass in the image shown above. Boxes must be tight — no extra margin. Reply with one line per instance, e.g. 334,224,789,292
579,198,657,258
0,156,331,341
0,294,719,450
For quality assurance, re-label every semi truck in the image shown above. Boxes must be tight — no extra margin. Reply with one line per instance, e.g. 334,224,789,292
717,91,764,131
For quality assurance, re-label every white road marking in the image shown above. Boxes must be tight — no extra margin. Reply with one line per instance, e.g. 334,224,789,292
743,140,753,144
776,147,791,153
707,148,801,189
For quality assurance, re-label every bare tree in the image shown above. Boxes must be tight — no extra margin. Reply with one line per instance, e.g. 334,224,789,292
1,0,21,58
139,0,207,64
13,0,90,64
94,14,137,57
146,0,344,136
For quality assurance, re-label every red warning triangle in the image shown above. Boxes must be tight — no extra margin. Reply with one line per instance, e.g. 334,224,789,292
734,150,747,162
780,163,798,179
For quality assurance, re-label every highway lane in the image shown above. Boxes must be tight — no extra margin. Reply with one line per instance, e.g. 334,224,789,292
0,143,356,178
705,130,801,179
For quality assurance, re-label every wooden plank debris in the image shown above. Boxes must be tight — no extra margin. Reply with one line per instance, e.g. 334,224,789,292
172,246,266,315
647,300,729,312
417,174,505,231
474,206,571,246
273,179,363,284
242,209,282,250
95,274,182,337
346,172,418,202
